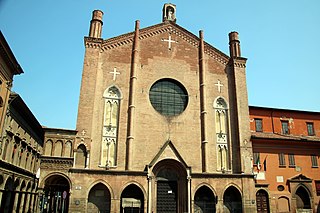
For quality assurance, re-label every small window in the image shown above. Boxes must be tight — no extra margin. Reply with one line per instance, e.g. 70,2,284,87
255,119,263,132
288,154,295,167
281,121,289,135
277,185,285,191
253,152,260,166
307,122,315,136
278,153,286,167
311,155,318,168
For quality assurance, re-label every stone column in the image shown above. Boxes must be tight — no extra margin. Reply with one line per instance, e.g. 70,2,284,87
187,170,191,213
12,191,20,213
86,151,90,169
147,174,152,213
24,191,30,213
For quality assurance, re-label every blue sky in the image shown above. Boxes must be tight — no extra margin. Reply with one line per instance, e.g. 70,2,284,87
0,0,319,129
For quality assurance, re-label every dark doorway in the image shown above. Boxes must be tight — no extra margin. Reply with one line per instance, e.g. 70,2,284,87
194,186,216,213
223,186,242,213
0,177,15,213
157,181,177,213
153,159,188,213
121,184,144,213
40,175,70,213
295,186,311,209
256,190,270,213
87,183,111,213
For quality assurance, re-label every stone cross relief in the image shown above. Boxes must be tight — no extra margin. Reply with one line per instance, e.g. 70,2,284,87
110,67,120,81
161,33,178,50
81,129,86,136
215,80,224,93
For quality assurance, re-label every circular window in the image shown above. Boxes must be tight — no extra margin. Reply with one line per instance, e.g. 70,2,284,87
277,185,285,191
149,79,188,116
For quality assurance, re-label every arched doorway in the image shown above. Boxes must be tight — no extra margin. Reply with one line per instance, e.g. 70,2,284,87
121,184,144,213
87,183,111,213
295,186,311,210
256,189,270,213
194,185,216,213
0,177,15,213
153,159,187,213
223,186,242,213
41,174,70,213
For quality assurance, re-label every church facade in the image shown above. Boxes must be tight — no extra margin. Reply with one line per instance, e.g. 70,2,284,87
39,4,257,213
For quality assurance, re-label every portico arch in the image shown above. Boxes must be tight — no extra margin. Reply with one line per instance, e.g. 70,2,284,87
40,174,70,213
153,159,188,213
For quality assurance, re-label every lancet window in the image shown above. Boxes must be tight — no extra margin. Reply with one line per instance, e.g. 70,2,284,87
214,97,230,171
101,86,121,168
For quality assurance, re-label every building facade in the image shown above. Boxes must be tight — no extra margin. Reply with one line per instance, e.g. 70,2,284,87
0,93,44,213
39,4,257,213
1,4,319,213
250,106,320,213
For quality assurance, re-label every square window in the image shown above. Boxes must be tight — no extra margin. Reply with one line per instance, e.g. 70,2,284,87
281,121,289,135
307,122,315,136
255,119,263,132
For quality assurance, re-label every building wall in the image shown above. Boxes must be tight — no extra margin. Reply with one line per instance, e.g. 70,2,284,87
250,107,320,212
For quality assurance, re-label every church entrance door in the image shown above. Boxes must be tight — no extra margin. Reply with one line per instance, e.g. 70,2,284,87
157,181,177,213
153,159,188,213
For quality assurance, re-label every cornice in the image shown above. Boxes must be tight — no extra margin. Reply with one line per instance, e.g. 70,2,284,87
229,57,247,68
84,22,230,65
84,37,103,49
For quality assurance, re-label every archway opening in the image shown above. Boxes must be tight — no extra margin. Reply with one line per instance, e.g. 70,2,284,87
0,177,15,213
153,159,187,213
87,183,111,213
295,186,311,209
121,184,144,213
256,189,270,213
223,186,242,213
194,186,216,213
41,175,70,213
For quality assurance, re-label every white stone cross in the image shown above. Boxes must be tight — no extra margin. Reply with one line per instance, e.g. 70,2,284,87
215,80,224,93
161,34,178,50
81,129,86,136
110,67,120,81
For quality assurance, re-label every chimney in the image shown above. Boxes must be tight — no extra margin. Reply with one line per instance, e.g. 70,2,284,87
89,10,103,38
228,31,241,58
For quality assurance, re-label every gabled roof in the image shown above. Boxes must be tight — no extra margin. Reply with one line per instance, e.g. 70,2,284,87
85,22,230,65
148,140,189,169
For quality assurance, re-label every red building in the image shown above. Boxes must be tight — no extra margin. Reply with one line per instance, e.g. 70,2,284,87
250,106,320,213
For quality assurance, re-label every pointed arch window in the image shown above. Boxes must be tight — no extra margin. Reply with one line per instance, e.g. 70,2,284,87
214,97,230,171
101,86,121,168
